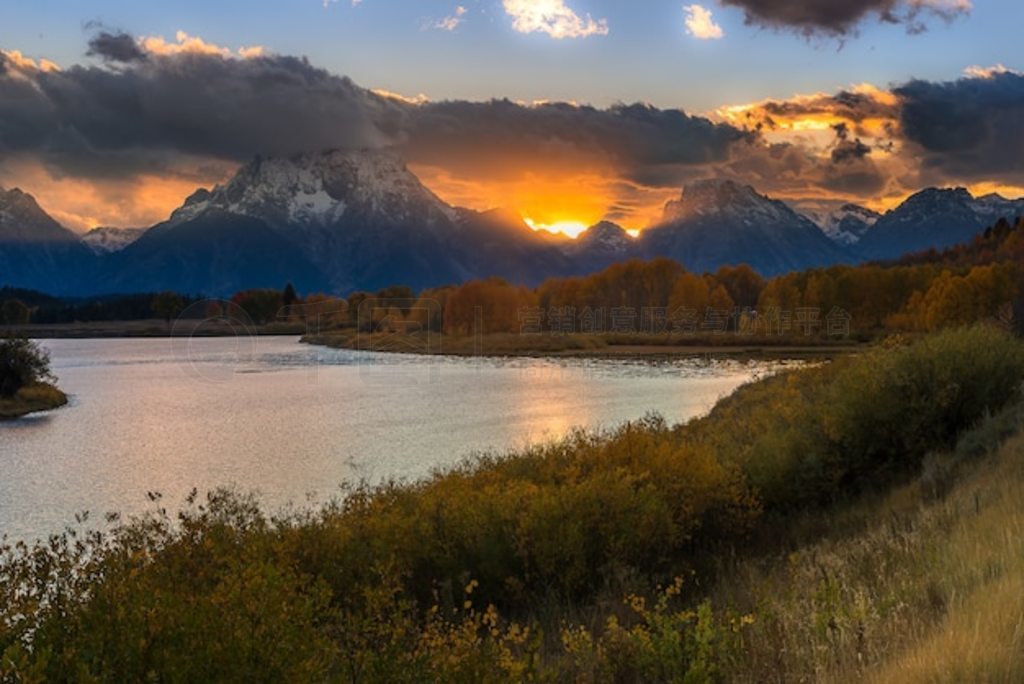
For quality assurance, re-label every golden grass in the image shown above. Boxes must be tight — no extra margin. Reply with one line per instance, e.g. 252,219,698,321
867,434,1024,683
712,404,1024,683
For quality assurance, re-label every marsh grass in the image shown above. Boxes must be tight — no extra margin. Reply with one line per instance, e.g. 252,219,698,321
0,382,67,419
304,329,860,358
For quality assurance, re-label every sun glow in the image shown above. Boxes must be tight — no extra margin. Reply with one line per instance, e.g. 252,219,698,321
523,218,590,238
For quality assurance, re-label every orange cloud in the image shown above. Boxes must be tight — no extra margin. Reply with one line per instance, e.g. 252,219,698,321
139,31,264,59
964,181,1024,200
0,158,232,233
411,163,673,233
713,83,899,154
0,49,60,74
371,88,430,105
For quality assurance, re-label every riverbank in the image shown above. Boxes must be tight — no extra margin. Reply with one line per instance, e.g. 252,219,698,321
302,329,865,360
0,382,67,419
2,319,308,339
2,327,1019,681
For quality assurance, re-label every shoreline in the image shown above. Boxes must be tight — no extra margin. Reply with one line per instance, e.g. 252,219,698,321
8,323,866,360
3,320,308,340
0,383,68,420
301,330,865,360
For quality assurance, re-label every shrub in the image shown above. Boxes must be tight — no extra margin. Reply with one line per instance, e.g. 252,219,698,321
824,327,1024,485
691,326,1024,509
0,336,54,397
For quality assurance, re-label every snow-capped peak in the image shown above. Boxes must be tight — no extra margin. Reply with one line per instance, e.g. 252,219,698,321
973,191,1024,220
81,226,146,254
170,148,455,227
805,204,881,246
576,221,634,250
662,179,795,226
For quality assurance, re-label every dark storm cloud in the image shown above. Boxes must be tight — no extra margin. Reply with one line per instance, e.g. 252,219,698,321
718,0,969,36
830,123,872,163
86,31,148,63
822,161,887,194
1,30,1019,210
0,44,398,179
894,71,1024,182
831,139,872,164
0,35,751,186
399,99,750,185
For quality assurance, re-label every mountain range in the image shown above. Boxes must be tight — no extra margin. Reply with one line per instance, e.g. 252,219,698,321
1,150,1023,297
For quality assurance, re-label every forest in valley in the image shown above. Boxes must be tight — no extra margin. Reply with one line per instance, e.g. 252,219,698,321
4,217,1021,342
291,216,1024,343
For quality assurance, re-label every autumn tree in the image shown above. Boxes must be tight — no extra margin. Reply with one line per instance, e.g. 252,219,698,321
915,264,1018,331
714,265,765,308
231,289,284,326
443,278,537,335
302,294,349,331
757,275,801,312
408,287,453,333
668,272,710,313
708,283,735,311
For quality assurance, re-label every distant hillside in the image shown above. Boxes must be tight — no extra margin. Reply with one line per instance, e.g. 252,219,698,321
102,211,331,297
640,179,852,275
858,188,1024,260
0,187,94,295
895,215,1024,268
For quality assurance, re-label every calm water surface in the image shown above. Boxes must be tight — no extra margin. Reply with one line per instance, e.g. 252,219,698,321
0,337,791,541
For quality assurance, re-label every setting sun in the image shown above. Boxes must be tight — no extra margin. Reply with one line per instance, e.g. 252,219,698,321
523,217,590,238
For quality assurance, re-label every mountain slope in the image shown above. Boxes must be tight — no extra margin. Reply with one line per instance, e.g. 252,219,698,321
169,149,471,292
640,180,852,276
102,211,329,296
451,207,577,286
806,204,880,246
859,188,1024,260
0,187,94,294
565,221,639,273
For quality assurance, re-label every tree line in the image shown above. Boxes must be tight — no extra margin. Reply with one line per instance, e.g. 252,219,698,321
4,217,1023,336
287,216,1024,338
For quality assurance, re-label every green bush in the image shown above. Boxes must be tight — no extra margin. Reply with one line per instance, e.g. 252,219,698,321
0,336,53,397
824,327,1024,483
691,326,1024,509
283,416,757,613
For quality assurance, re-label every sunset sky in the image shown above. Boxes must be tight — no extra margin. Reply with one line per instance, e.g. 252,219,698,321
1,0,1022,234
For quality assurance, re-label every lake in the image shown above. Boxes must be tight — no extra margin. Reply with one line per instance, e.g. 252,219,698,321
0,337,792,542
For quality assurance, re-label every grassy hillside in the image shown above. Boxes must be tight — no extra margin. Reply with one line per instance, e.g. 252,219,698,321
713,398,1024,682
1,326,1022,682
